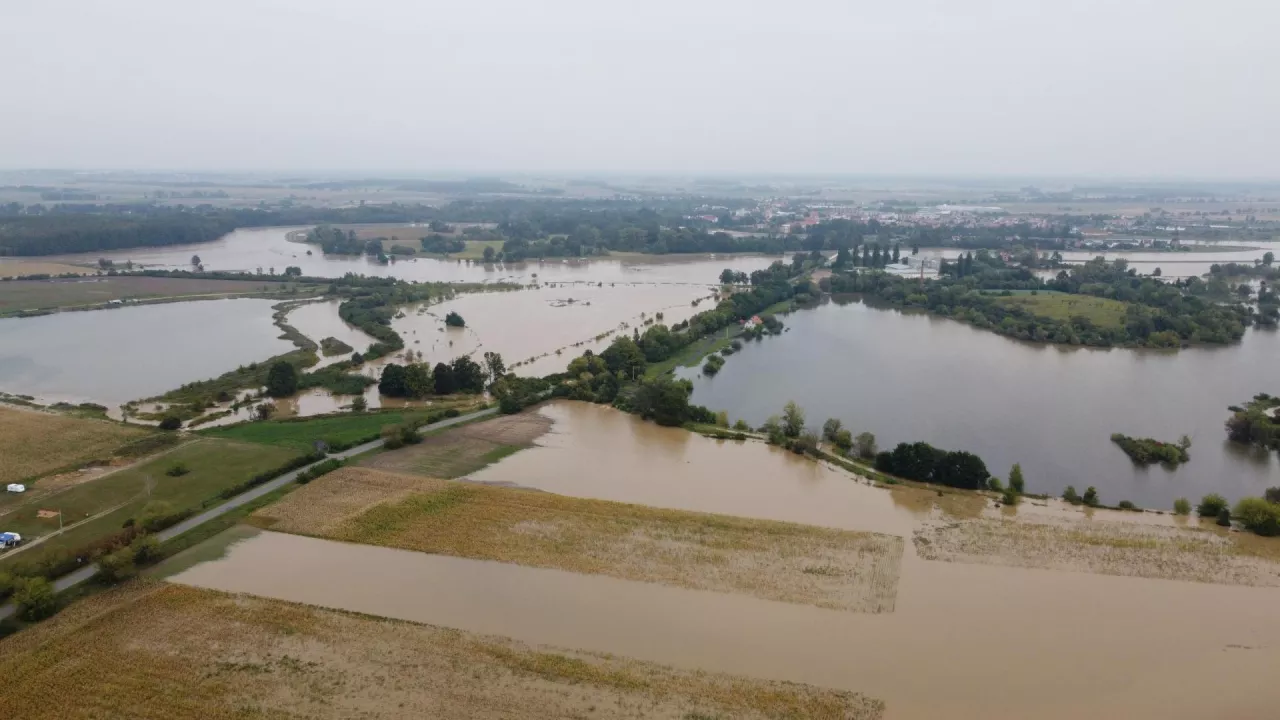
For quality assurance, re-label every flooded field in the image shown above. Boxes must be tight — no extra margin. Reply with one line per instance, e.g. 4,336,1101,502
148,401,1280,718
0,582,880,720
0,298,291,407
43,226,778,286
682,297,1280,508
169,527,1280,720
470,401,929,537
254,467,905,612
392,283,713,376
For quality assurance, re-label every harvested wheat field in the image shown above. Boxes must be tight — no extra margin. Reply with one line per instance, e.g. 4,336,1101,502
255,467,904,612
0,582,883,720
0,405,148,485
915,512,1280,586
358,410,552,478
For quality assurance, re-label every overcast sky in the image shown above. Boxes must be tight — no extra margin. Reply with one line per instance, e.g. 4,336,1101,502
1,0,1275,177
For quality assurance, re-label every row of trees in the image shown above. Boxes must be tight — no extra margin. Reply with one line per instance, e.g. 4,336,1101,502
378,353,501,398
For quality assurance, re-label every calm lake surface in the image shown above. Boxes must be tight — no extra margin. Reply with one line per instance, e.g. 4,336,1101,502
0,299,290,406
681,298,1280,507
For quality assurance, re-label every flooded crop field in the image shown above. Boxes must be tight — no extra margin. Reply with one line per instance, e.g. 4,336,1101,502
254,467,905,612
146,401,1280,719
0,582,882,720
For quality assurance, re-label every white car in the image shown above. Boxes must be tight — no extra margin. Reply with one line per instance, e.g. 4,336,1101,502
5,484,24,493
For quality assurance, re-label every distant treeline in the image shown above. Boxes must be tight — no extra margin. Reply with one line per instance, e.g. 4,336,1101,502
0,204,439,256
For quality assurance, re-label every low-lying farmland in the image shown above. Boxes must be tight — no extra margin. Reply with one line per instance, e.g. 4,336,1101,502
0,405,149,485
255,467,905,612
0,582,884,720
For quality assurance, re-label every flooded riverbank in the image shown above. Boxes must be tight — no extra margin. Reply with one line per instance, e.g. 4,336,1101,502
681,297,1280,508
0,298,291,407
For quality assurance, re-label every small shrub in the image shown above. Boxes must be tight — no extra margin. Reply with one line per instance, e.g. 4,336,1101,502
444,408,461,418
1008,463,1025,494
1197,493,1229,518
1118,500,1138,511
732,419,750,432
165,462,190,477
1232,497,1280,536
158,416,182,431
1001,488,1020,506
1217,507,1232,527
988,477,1005,493
1173,497,1191,515
1082,486,1099,507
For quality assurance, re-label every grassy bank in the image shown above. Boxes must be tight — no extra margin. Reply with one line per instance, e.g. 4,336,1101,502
201,402,481,454
257,467,905,612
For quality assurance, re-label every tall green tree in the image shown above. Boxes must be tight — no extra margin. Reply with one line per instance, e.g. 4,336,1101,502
432,362,457,394
1008,463,1025,494
265,361,298,397
782,401,806,438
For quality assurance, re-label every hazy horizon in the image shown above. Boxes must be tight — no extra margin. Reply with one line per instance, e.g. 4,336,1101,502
3,0,1276,178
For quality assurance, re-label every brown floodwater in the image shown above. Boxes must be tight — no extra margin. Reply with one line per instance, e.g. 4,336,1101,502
391,283,714,377
171,528,1280,720
470,401,924,536
285,299,378,369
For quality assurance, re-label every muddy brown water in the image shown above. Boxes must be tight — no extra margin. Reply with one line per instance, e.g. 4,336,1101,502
392,283,713,377
171,529,1280,720
168,401,1280,718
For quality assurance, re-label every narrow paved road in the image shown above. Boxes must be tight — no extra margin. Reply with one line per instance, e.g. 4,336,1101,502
0,406,497,621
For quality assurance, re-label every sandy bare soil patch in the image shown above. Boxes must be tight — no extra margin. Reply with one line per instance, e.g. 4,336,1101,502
915,513,1280,587
0,582,883,720
359,411,552,478
265,468,904,612
0,405,148,485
